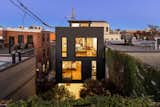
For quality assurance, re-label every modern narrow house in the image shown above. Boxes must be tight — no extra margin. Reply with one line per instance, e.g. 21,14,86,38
55,20,105,83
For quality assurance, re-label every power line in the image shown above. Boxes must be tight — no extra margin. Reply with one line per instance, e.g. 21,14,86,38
9,0,55,28
22,12,26,26
9,0,40,24
16,0,54,28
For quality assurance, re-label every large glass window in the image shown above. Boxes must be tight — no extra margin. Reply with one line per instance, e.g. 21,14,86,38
75,38,97,57
71,23,89,27
62,61,82,81
62,37,67,57
91,61,96,80
71,23,80,27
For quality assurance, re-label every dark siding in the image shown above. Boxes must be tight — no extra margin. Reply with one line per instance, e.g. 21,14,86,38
82,60,91,81
55,27,105,83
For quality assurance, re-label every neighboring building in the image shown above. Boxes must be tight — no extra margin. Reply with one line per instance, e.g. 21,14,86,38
155,37,160,50
68,20,121,41
0,28,5,48
35,30,51,83
6,26,43,49
50,32,56,42
0,26,52,83
121,30,158,40
0,26,54,49
55,20,105,83
105,33,121,41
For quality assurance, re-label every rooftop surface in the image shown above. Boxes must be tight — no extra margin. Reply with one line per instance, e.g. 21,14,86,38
106,45,159,52
106,45,160,70
68,20,107,23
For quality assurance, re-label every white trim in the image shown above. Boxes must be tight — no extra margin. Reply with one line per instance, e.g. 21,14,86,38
6,28,42,33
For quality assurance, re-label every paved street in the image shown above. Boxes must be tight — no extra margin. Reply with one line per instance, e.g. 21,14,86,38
0,57,36,99
7,75,36,100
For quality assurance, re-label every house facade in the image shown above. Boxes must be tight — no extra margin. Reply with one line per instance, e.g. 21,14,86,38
55,20,105,83
0,26,55,48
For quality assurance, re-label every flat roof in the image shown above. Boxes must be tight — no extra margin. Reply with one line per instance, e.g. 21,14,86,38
68,20,107,23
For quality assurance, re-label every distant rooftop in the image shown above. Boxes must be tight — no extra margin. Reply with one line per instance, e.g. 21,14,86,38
68,20,108,23
0,26,47,33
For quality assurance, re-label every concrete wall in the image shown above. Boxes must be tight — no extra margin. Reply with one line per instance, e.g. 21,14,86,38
127,52,160,70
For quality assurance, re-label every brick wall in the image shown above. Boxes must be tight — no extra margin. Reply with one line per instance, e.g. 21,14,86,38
6,31,41,47
1,28,52,80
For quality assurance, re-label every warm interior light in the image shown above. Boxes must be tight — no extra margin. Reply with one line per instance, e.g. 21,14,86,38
58,83,83,99
75,37,97,57
72,23,80,27
62,37,67,57
91,61,97,80
62,61,82,80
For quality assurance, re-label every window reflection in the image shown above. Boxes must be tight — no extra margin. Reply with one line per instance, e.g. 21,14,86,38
75,38,97,57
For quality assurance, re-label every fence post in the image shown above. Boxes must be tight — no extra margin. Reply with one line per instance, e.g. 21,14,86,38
17,50,22,62
11,51,16,64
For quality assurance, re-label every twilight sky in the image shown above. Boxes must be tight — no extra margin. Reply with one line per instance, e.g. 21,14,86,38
0,0,160,30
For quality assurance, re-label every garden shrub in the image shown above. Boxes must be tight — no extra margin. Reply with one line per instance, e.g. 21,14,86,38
106,48,160,101
8,95,156,107
39,85,75,101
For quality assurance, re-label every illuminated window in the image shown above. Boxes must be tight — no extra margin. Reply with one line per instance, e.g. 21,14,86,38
62,61,82,81
75,38,97,57
62,37,67,57
71,23,89,27
80,23,89,27
91,61,96,80
71,23,80,27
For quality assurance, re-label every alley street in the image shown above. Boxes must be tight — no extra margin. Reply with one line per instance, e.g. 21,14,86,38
0,57,36,100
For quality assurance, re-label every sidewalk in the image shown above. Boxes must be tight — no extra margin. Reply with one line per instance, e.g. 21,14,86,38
0,56,28,71
0,48,34,55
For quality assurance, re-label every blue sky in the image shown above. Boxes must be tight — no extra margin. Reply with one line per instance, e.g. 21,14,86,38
0,0,160,30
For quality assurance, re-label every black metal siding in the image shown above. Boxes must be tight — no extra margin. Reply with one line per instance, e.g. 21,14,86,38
55,27,105,83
